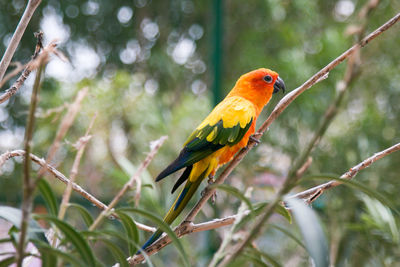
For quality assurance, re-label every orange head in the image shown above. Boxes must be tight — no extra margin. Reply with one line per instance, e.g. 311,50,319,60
227,68,285,113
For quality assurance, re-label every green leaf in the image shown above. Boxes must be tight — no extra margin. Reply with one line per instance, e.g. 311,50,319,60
234,201,291,231
97,238,129,267
0,256,15,267
0,206,47,243
35,242,86,267
246,247,282,267
303,174,400,215
34,214,96,267
117,207,189,267
82,230,154,267
211,184,253,211
38,179,59,216
270,224,306,249
66,203,94,227
286,198,329,267
361,195,399,243
115,210,139,255
240,252,268,267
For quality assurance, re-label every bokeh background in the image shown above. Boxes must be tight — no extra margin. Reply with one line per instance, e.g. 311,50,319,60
0,0,399,266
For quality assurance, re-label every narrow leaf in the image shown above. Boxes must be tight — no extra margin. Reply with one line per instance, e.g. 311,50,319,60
38,179,59,216
303,175,400,215
211,184,253,211
286,198,329,267
270,224,306,249
34,214,95,267
117,207,189,267
66,203,94,227
97,238,129,267
0,256,15,267
37,244,85,267
0,206,47,243
114,210,139,255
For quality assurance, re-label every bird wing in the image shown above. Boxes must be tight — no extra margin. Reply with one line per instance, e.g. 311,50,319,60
156,96,255,181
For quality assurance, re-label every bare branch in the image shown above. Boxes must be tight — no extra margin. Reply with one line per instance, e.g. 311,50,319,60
0,31,43,104
0,0,41,82
58,114,97,220
128,12,400,264
288,142,400,204
0,150,156,233
16,51,46,267
89,136,168,231
43,87,90,168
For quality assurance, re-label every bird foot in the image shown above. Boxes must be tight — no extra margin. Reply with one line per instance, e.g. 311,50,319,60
249,135,261,146
200,174,217,204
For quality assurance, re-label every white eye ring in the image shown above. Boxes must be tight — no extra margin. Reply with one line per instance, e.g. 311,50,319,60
263,75,273,83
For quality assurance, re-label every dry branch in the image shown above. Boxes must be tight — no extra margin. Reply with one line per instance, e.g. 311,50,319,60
0,150,155,233
58,114,97,220
16,51,46,267
127,141,400,265
43,87,90,168
288,142,400,204
0,31,43,104
128,12,400,265
89,136,167,231
0,0,41,82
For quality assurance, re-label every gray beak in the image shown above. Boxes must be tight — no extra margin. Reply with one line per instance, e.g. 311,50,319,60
273,76,286,94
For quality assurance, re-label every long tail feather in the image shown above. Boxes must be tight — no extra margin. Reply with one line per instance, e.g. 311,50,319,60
139,169,207,252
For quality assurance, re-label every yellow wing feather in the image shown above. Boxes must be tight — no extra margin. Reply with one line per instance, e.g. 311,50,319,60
197,96,256,129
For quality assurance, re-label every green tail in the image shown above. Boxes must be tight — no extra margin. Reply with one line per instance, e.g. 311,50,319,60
139,171,206,253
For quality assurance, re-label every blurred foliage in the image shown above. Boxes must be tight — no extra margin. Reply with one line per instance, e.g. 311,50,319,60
1,0,400,266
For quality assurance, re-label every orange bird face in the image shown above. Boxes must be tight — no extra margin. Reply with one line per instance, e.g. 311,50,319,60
228,68,286,112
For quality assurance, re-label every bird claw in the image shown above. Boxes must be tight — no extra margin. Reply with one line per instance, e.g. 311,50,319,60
249,135,261,146
201,174,217,204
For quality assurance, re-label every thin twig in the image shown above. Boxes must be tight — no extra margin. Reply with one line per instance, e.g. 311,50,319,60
0,150,155,233
16,52,46,267
128,144,400,265
42,87,89,169
89,136,168,231
288,142,400,204
0,31,43,104
209,188,253,267
0,0,41,82
0,62,27,89
128,12,400,264
58,114,97,221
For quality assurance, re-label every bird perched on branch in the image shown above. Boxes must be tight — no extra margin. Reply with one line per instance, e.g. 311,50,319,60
140,68,285,252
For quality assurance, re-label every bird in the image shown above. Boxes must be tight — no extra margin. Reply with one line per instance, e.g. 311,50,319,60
139,68,285,252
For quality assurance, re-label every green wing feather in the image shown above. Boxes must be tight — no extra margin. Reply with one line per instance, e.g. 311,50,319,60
155,118,253,182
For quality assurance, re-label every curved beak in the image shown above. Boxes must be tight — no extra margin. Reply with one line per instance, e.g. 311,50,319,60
273,76,286,94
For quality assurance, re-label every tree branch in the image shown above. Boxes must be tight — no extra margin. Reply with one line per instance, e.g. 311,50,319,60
57,114,97,221
89,136,167,231
0,0,41,82
128,12,400,265
16,49,46,267
0,31,43,104
0,150,156,233
288,142,400,204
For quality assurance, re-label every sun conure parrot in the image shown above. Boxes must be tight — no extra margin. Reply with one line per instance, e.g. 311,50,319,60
140,68,285,251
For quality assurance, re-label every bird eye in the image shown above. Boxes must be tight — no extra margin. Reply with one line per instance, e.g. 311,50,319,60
263,75,273,83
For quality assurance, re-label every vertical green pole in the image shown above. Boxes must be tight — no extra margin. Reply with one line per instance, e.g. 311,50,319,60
212,0,223,106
